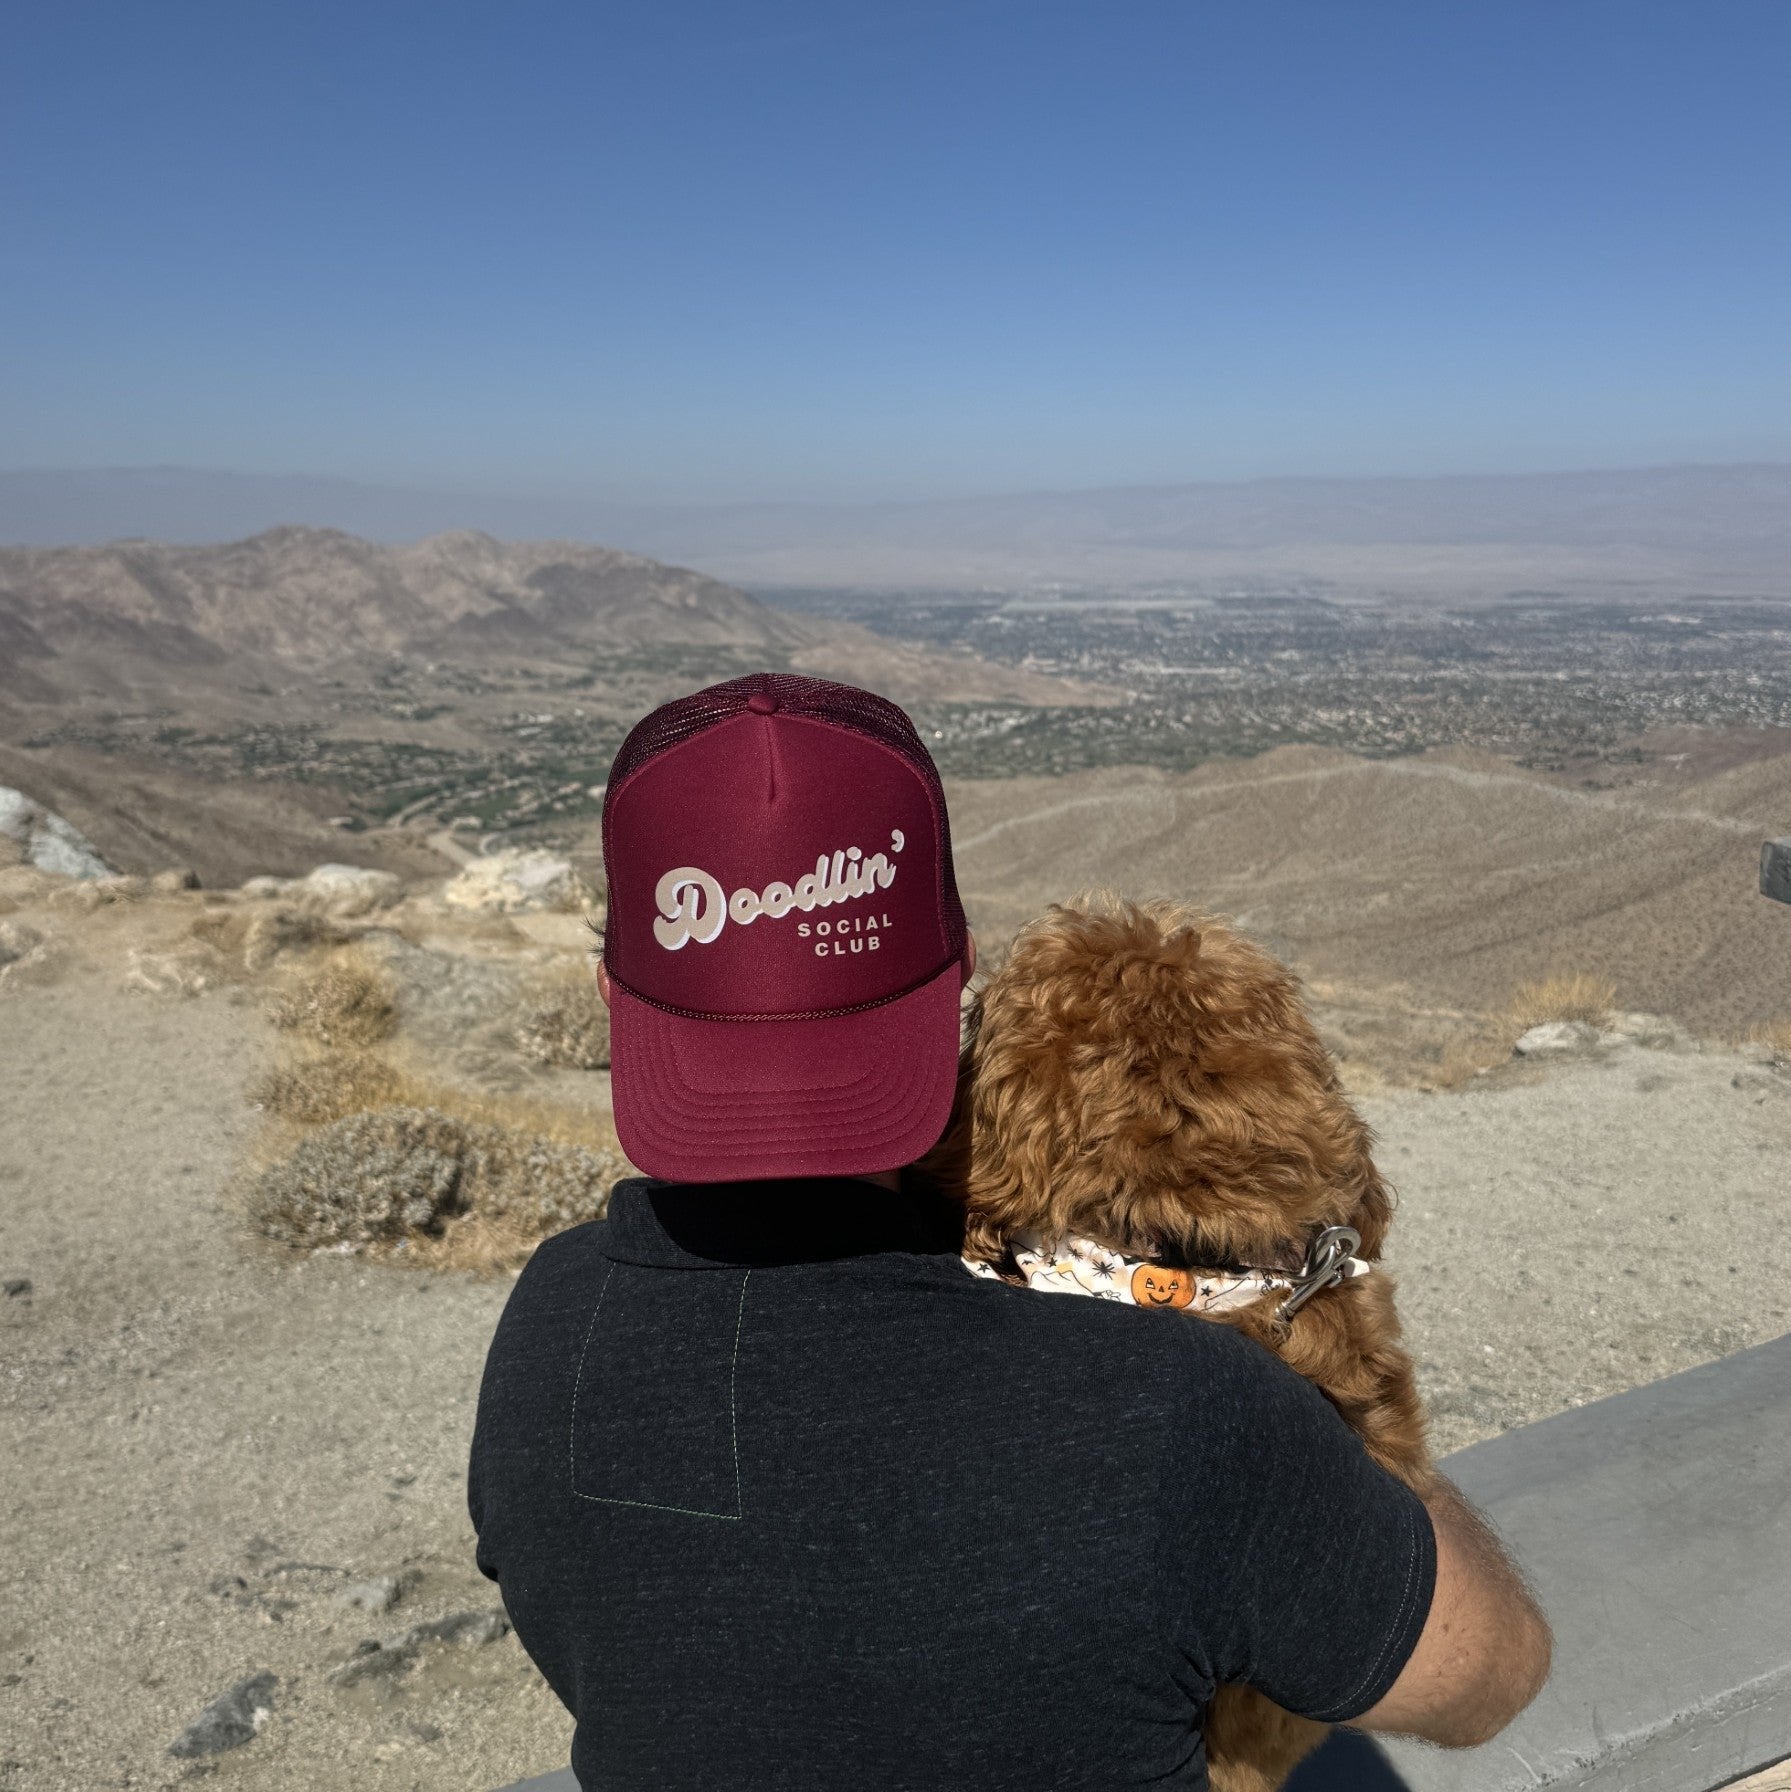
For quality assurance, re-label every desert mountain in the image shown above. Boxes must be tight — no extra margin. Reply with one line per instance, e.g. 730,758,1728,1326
0,526,1102,881
0,525,1095,708
0,526,805,674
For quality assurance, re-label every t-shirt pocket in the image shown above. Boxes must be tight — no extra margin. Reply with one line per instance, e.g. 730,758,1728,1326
570,1262,751,1521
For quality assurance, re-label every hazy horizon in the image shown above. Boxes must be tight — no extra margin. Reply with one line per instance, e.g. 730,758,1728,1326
7,459,1788,593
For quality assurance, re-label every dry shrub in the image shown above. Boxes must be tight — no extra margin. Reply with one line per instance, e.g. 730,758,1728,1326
191,904,352,973
514,961,609,1069
270,948,398,1047
251,1106,467,1250
1505,971,1616,1031
249,1101,625,1270
1744,1019,1791,1059
253,1050,405,1125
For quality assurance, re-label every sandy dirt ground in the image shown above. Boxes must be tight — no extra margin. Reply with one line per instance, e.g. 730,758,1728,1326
3,974,1789,1790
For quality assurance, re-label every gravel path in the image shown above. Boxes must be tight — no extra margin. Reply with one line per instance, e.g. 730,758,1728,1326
2,979,1786,1788
1366,1039,1791,1455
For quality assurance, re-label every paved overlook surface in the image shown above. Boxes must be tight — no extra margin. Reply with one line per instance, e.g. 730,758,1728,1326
2,975,1788,1789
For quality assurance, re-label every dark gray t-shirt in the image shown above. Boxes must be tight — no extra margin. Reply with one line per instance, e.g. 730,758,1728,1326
469,1177,1434,1790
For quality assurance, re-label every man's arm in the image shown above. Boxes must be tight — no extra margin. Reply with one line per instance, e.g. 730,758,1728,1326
1169,1330,1548,1742
1352,1477,1552,1748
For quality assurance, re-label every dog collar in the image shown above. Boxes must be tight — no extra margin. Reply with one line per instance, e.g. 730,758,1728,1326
964,1225,1368,1322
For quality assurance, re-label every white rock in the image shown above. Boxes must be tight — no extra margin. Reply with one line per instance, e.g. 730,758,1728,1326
1513,1020,1603,1058
122,946,216,998
440,850,589,915
236,865,401,916
0,787,112,880
1601,1011,1694,1052
299,864,402,916
336,1576,400,1614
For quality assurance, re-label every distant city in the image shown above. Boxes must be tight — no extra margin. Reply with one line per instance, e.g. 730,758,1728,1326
21,583,1791,850
768,585,1791,778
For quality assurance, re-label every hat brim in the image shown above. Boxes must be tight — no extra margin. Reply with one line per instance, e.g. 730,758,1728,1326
607,961,964,1184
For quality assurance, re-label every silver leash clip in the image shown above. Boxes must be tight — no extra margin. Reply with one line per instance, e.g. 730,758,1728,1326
1274,1225,1362,1324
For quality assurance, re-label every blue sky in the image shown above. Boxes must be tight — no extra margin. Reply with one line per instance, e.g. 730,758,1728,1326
4,0,1788,501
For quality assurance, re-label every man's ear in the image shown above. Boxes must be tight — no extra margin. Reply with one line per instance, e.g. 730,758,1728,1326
961,932,977,985
596,961,612,1009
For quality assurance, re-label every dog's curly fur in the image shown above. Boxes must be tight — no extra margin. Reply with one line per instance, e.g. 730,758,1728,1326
925,895,1435,1792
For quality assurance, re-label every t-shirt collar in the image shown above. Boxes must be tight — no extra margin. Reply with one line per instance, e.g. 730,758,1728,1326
600,1175,965,1270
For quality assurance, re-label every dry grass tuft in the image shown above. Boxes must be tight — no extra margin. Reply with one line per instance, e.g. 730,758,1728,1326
249,1100,626,1270
1420,1034,1510,1091
513,961,609,1070
252,1050,406,1125
270,948,398,1047
190,904,352,973
1505,971,1616,1031
251,1040,618,1144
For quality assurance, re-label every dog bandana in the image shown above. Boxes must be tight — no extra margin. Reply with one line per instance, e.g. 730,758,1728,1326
964,1229,1370,1319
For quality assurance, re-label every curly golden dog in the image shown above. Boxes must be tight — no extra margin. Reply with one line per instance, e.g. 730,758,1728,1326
927,895,1435,1792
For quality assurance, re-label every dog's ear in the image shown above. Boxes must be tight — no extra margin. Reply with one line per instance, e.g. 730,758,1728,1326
1338,1105,1395,1259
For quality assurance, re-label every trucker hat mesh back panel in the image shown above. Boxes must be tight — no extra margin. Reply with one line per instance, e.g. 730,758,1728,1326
603,672,965,976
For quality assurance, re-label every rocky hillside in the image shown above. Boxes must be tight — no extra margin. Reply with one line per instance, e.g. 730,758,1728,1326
0,526,1103,716
0,527,808,681
940,738,1791,1042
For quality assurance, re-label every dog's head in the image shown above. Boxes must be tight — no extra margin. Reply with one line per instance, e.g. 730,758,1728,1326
933,895,1392,1269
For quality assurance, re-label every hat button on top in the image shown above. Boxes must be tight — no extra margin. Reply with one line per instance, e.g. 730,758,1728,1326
746,691,779,714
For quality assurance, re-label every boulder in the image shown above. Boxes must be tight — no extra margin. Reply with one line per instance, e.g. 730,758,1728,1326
299,863,402,916
0,787,111,880
1513,1020,1602,1058
1602,1011,1695,1052
235,864,401,918
441,849,590,915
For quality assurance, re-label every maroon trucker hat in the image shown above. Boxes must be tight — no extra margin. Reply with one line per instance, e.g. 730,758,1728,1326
600,673,967,1183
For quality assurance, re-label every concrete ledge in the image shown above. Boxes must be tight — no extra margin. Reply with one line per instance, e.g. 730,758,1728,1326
1291,1333,1791,1792
500,1335,1791,1792
1763,838,1791,906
